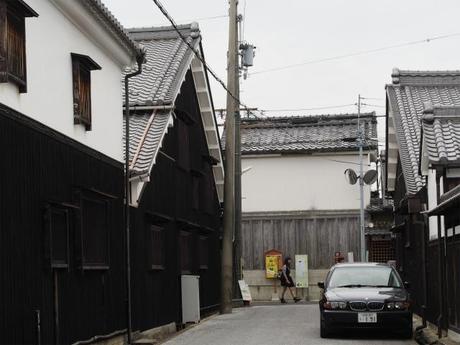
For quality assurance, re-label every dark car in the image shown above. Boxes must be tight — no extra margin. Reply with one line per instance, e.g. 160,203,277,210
318,263,412,339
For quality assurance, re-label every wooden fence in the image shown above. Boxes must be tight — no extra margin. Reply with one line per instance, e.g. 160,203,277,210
241,210,360,270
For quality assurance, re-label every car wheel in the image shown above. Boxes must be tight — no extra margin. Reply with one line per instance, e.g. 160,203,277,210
320,318,330,338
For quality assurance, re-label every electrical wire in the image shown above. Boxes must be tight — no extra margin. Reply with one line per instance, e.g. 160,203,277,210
260,103,356,112
242,0,247,42
362,103,385,108
177,14,228,23
251,32,460,75
151,0,252,112
149,0,381,167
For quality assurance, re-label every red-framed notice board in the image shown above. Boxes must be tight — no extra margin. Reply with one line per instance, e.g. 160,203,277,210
265,249,283,279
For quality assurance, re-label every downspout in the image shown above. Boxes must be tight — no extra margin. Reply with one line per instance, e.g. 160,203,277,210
415,213,428,332
124,52,146,345
435,171,445,338
442,168,450,337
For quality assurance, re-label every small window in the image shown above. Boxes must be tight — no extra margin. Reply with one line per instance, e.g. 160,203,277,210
177,119,190,170
202,173,216,214
150,224,165,270
71,53,101,131
78,194,110,269
179,231,193,273
199,235,209,270
0,0,38,92
192,175,201,210
44,205,70,269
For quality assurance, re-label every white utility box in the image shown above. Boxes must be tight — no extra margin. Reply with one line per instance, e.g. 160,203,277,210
181,275,200,324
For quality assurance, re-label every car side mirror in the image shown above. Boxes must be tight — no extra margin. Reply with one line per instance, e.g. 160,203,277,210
404,281,411,289
317,281,325,289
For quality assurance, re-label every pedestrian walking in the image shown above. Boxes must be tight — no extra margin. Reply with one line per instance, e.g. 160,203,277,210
280,257,301,303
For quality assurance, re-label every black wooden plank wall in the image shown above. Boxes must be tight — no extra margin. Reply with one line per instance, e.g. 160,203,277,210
130,70,221,333
0,104,125,345
390,157,460,330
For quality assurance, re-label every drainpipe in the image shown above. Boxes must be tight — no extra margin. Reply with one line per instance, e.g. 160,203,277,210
435,171,446,338
124,52,146,345
415,214,428,332
442,169,450,337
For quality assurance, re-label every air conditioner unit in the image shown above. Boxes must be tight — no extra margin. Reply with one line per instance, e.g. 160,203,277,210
181,275,200,324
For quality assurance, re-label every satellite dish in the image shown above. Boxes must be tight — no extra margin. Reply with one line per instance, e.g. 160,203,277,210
344,169,358,185
363,169,378,185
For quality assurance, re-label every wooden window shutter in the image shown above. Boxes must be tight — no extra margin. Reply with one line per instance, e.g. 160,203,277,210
199,235,209,270
0,0,38,93
71,53,101,131
44,205,71,270
150,224,165,270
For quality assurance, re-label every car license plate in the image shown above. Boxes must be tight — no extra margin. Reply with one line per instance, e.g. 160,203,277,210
358,312,377,323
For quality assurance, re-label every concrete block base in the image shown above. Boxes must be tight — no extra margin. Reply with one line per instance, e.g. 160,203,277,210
243,269,328,302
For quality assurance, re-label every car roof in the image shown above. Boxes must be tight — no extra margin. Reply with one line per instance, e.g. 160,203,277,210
331,262,392,269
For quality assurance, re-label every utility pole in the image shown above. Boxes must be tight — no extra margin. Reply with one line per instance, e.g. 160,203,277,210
221,0,239,314
233,14,243,296
357,94,366,262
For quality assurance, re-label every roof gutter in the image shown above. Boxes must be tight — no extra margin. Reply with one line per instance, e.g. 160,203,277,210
129,172,150,183
123,105,175,112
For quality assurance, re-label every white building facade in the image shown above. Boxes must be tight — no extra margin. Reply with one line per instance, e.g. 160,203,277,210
238,114,378,301
0,0,142,160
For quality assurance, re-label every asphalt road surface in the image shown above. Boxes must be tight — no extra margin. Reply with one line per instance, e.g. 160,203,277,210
163,303,417,345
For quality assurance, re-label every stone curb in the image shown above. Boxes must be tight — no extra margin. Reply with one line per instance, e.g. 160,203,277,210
415,329,460,345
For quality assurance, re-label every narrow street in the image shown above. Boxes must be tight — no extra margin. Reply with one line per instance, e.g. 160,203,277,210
164,304,416,345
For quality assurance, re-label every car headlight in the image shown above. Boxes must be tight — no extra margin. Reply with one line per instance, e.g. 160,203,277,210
386,301,410,310
386,302,395,310
395,301,410,310
324,301,347,310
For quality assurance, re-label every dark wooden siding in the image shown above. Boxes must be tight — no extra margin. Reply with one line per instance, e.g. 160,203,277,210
392,158,427,317
0,103,125,345
389,157,460,330
130,70,221,333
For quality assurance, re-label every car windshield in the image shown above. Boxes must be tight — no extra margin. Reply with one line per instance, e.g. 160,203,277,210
328,266,402,288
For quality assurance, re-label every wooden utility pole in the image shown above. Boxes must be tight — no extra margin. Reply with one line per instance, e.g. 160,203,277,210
234,16,242,292
221,0,239,314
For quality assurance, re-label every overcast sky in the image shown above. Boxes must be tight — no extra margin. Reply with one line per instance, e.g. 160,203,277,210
105,0,460,142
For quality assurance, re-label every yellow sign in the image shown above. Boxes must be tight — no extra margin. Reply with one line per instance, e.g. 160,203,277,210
265,255,280,279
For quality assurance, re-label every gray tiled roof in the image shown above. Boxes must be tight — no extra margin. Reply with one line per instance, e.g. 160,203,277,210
124,111,172,175
123,24,201,106
421,105,460,165
387,69,460,194
80,0,143,57
237,114,377,154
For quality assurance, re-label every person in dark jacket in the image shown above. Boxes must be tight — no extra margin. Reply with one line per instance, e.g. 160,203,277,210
280,257,301,303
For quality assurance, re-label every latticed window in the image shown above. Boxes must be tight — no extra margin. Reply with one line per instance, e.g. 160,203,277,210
199,235,209,270
0,0,38,93
179,231,193,273
177,119,191,170
150,224,165,270
74,190,111,270
71,53,101,131
44,205,71,269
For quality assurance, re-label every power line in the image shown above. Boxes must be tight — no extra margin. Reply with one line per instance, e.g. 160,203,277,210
151,0,252,112
251,32,460,75
176,14,228,23
362,103,385,108
261,103,356,112
361,97,385,101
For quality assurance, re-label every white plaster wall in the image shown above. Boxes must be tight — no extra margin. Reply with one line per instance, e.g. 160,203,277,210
427,169,446,239
0,0,129,161
242,154,372,212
